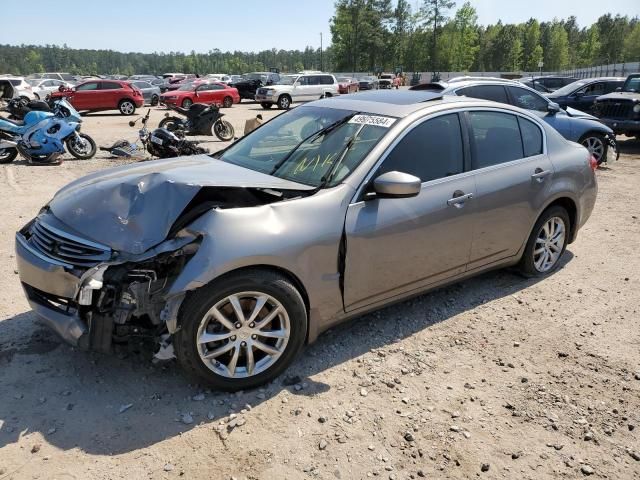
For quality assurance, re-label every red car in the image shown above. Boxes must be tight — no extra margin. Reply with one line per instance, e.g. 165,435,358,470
336,77,359,94
49,80,144,115
160,82,240,109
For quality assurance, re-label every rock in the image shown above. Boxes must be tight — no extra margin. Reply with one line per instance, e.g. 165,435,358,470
628,450,640,461
38,397,46,404
511,452,521,459
417,470,425,477
294,384,303,392
558,352,569,358
360,388,368,397
65,403,74,411
463,431,471,439
480,463,490,472
584,432,594,441
256,392,266,400
164,463,174,472
319,439,328,450
119,403,133,414
404,432,415,442
513,342,520,347
450,425,460,432
581,465,594,475
282,375,302,386
180,413,194,425
318,416,328,423
451,410,460,418
401,397,409,404
236,418,246,427
368,445,375,451
47,427,56,435
207,412,215,420
13,393,23,400
31,444,41,454
192,393,205,401
634,372,640,381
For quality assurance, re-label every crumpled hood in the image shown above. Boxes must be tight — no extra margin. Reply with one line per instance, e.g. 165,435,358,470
565,106,597,120
49,155,313,254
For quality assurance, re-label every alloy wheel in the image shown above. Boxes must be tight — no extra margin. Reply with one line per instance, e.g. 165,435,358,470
121,101,134,115
196,291,291,379
582,136,604,163
533,217,566,272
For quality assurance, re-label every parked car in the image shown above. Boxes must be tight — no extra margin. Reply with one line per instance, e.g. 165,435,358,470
49,80,144,115
27,79,74,100
412,79,618,164
14,90,597,390
592,73,640,139
255,73,340,110
545,77,626,114
128,80,161,106
233,72,281,101
27,72,77,84
521,76,579,93
358,76,379,90
336,76,359,94
160,82,240,109
378,73,396,89
0,77,35,100
226,75,244,86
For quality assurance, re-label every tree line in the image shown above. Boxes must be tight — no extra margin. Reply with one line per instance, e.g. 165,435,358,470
330,0,640,73
0,1,639,76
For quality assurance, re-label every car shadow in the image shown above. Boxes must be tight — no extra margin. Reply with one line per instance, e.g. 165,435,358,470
0,252,573,455
616,136,640,155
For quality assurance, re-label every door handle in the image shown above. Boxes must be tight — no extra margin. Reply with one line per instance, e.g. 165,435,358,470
531,168,551,182
447,192,473,207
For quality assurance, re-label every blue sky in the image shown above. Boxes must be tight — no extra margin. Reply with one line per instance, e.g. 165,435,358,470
0,0,637,53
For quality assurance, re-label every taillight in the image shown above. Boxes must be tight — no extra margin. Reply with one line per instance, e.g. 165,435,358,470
589,154,598,172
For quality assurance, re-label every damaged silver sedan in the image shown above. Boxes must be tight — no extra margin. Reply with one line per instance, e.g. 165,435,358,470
16,91,597,390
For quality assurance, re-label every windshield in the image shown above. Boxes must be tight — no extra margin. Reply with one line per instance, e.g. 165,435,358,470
218,106,393,187
623,76,640,92
27,79,41,86
551,80,589,96
178,83,196,91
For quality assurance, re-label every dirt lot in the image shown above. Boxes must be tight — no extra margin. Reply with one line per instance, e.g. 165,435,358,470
0,102,639,480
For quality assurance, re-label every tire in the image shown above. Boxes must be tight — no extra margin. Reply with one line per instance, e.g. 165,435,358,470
34,93,40,100
324,92,333,99
277,95,291,110
174,270,308,391
0,148,18,164
261,102,273,109
158,117,182,133
222,96,233,108
213,119,235,141
182,98,193,109
66,133,97,160
151,95,159,106
118,99,136,116
579,132,608,165
518,206,570,277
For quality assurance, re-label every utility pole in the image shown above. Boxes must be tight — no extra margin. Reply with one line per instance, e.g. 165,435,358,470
320,32,323,72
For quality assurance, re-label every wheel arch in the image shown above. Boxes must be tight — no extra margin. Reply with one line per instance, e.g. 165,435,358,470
540,196,579,244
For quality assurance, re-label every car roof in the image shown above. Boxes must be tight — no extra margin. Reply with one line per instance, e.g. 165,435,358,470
312,89,501,118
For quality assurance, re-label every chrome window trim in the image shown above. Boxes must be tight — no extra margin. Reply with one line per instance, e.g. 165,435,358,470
349,106,548,204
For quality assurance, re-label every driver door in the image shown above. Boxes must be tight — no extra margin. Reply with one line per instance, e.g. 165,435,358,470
571,82,606,113
343,113,476,312
71,81,100,110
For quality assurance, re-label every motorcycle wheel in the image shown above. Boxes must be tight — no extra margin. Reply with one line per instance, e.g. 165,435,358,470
66,134,97,160
0,148,18,164
213,120,235,141
158,117,183,133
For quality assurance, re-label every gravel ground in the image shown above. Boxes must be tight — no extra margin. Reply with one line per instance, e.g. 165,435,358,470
0,102,639,480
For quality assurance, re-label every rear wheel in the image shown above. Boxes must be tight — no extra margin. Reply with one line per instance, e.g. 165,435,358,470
66,133,96,159
518,206,570,277
213,119,235,141
158,117,183,133
222,96,233,108
118,99,136,115
182,98,193,109
261,102,273,109
0,148,18,164
151,95,159,106
579,132,607,165
174,270,307,391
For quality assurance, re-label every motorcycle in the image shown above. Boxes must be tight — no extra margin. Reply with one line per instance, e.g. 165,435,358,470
159,103,235,141
101,109,208,159
0,98,95,164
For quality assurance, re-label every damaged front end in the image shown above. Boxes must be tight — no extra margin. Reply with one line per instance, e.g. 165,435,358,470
16,210,199,352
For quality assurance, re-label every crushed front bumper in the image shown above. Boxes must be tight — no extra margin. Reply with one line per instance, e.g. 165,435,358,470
599,118,640,135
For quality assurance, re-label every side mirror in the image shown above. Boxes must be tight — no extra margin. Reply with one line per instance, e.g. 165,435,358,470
370,171,421,199
574,90,584,97
547,102,561,114
615,86,622,92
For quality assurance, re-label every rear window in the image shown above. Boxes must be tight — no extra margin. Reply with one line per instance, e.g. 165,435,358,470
456,85,508,104
9,79,21,86
101,82,122,90
517,117,543,157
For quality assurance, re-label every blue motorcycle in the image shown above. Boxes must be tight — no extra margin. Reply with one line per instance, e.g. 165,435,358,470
0,98,96,165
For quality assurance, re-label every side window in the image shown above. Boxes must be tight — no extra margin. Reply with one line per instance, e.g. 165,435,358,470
76,82,99,91
43,80,54,87
582,82,606,96
517,117,543,157
507,86,549,112
307,76,321,86
44,73,56,80
321,75,334,85
296,76,308,86
101,82,122,90
605,82,622,93
378,113,464,182
210,84,225,90
456,85,508,104
468,111,524,169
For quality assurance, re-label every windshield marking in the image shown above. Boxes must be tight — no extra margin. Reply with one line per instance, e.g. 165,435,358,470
349,114,396,128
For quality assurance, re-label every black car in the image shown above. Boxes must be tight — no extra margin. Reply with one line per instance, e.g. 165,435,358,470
521,76,579,93
358,76,379,90
546,77,626,114
592,73,640,138
233,72,280,101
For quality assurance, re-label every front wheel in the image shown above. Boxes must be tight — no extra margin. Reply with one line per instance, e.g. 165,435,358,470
261,102,273,109
277,95,291,110
174,270,308,391
151,95,159,106
119,100,136,115
222,96,233,108
580,132,608,165
213,119,235,141
0,148,18,164
518,206,570,277
66,133,97,159
182,98,193,109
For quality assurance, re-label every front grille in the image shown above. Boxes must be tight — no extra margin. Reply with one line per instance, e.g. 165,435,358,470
596,100,633,120
28,218,111,268
257,88,268,95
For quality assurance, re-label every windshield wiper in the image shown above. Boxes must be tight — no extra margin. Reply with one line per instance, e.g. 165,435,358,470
313,123,366,192
269,113,359,175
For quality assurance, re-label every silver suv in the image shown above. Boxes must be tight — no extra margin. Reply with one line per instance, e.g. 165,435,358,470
255,73,340,110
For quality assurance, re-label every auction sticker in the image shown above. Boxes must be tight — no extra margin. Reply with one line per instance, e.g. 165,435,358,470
349,114,397,128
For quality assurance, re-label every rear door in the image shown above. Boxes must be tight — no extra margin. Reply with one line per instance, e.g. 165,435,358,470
207,84,227,104
344,112,475,311
100,81,124,109
464,110,553,269
572,81,607,113
305,75,323,100
291,75,309,101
